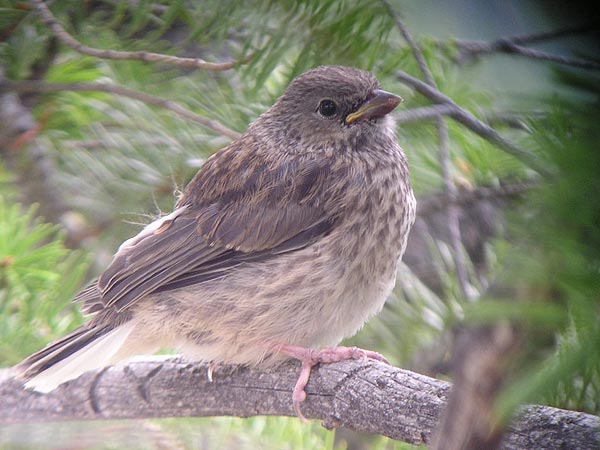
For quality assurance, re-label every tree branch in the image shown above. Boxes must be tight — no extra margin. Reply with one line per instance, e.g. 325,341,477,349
430,323,519,450
31,0,251,71
381,0,436,86
383,0,473,301
395,70,551,176
393,104,456,124
394,105,535,131
0,80,241,140
481,40,600,70
383,9,507,449
488,23,600,46
455,22,600,67
0,358,597,450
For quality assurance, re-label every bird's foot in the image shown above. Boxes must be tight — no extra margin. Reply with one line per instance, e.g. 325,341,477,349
278,345,389,421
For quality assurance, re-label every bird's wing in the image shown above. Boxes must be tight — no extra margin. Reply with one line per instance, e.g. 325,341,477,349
78,146,335,314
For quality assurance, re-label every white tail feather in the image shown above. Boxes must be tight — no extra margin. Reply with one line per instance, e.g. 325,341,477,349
25,322,136,393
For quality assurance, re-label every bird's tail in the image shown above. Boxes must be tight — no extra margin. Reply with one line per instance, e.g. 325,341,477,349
14,321,136,393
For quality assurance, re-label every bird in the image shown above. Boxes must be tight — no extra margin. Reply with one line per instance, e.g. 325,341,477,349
15,65,416,419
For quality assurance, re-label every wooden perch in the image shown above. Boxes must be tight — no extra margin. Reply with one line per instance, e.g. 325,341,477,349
0,358,598,449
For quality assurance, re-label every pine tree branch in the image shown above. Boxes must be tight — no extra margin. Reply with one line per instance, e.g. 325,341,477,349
464,40,600,70
31,0,252,71
380,10,557,449
0,358,598,450
491,23,599,46
383,0,473,302
0,80,241,140
393,104,455,123
395,70,551,177
454,23,600,68
394,105,534,132
381,0,436,86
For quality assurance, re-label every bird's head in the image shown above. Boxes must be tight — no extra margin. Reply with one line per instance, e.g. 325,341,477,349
256,66,402,153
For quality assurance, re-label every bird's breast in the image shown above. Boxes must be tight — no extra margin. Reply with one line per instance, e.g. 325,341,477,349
308,156,416,346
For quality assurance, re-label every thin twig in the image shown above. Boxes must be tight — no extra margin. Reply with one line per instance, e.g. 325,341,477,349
383,0,473,300
437,117,473,300
31,0,251,71
437,108,473,300
1,80,241,140
497,23,600,46
494,42,600,70
394,105,532,131
435,108,473,300
393,104,456,124
381,0,436,85
482,112,532,131
395,70,550,176
456,23,599,52
455,22,600,67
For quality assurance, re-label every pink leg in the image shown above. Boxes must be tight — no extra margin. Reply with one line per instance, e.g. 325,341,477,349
278,345,389,420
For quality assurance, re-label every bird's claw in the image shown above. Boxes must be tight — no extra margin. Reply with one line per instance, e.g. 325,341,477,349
278,344,388,420
207,362,216,382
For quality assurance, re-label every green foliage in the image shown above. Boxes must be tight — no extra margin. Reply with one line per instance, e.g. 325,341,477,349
0,199,88,365
0,164,17,202
495,95,600,416
1,22,48,80
170,416,342,450
1,0,599,448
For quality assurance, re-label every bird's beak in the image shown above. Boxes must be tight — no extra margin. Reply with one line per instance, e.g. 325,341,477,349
345,89,403,125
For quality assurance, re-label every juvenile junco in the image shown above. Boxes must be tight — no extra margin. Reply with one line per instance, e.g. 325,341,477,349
16,65,416,418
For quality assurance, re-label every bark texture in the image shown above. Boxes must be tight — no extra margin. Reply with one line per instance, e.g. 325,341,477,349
0,358,598,449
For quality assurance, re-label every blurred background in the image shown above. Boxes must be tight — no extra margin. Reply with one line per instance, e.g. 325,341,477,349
1,0,599,448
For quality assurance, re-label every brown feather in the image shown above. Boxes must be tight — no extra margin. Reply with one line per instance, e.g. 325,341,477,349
80,145,337,315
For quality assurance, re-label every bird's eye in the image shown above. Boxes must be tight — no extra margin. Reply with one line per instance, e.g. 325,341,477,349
317,99,338,118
